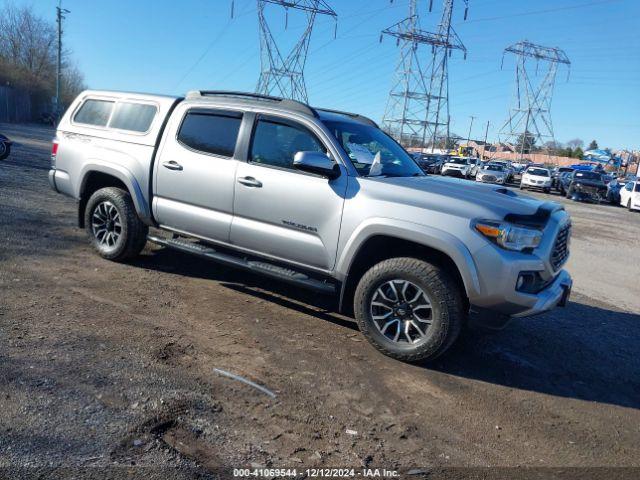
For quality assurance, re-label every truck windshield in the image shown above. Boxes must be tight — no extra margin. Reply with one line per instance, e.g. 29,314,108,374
323,120,424,178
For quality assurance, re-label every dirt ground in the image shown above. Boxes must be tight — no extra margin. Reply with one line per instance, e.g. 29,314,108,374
1,123,639,479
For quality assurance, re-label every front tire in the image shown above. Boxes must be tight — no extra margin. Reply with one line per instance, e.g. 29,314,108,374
84,187,148,262
354,257,465,363
0,143,10,160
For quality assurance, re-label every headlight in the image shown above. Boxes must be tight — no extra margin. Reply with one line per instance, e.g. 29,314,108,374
473,219,542,252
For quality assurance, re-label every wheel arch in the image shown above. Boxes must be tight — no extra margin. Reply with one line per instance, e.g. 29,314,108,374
77,164,151,228
337,225,481,316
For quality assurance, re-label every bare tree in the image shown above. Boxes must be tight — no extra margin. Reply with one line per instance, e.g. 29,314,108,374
0,3,85,112
567,138,584,150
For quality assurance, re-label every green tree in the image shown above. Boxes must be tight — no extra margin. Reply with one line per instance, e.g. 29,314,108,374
516,131,536,154
573,147,584,160
588,140,599,150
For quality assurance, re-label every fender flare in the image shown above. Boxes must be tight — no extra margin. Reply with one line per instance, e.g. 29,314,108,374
336,218,482,300
77,161,152,224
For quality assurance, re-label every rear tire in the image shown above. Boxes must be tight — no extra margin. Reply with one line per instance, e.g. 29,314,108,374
353,257,465,363
629,199,634,212
84,187,148,262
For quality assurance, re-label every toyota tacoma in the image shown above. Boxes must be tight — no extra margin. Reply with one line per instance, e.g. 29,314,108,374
48,90,573,362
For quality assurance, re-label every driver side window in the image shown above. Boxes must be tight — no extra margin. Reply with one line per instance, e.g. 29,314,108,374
250,117,326,170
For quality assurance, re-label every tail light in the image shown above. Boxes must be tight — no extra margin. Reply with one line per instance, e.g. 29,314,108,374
51,140,59,167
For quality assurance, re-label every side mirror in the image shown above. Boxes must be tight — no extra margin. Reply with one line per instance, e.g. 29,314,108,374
293,151,340,180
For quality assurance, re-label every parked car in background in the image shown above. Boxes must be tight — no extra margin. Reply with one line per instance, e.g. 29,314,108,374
413,153,444,174
551,167,574,190
557,172,573,196
0,134,12,160
520,167,552,193
606,178,626,204
620,180,640,211
476,163,508,185
466,158,481,177
511,161,528,174
441,156,473,178
565,170,607,203
486,159,514,182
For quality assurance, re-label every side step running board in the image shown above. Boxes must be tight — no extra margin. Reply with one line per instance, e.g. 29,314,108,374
147,235,336,294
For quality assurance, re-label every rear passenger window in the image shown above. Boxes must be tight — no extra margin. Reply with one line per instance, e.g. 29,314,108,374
109,102,157,133
177,110,242,157
74,99,114,127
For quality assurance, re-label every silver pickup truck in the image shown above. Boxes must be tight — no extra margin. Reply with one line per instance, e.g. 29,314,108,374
49,90,572,362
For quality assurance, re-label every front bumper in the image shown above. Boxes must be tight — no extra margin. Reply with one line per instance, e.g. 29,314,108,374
469,209,572,319
476,176,506,184
442,168,468,177
511,269,572,318
522,180,551,189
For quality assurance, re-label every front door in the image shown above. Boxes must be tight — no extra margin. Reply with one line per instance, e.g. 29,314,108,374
230,115,348,271
154,107,243,242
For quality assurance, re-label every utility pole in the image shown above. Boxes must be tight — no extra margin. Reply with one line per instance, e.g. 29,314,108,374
381,0,469,149
466,115,475,147
56,2,70,118
482,120,490,160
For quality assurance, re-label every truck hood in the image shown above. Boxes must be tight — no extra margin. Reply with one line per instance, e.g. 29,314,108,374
362,175,554,222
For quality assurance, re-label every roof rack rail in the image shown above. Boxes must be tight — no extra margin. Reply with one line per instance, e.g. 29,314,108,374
314,107,379,128
187,90,318,118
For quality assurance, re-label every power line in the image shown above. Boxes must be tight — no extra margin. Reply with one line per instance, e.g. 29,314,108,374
457,0,622,25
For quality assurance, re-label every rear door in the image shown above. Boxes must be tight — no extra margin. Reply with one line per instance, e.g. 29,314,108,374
153,105,244,242
230,114,348,271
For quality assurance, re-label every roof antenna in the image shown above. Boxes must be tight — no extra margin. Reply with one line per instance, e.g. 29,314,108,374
429,0,434,12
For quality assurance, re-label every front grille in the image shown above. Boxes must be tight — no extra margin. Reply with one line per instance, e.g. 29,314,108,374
482,175,496,182
551,223,571,270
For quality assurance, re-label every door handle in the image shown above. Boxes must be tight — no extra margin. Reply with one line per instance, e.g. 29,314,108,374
162,160,183,171
237,176,262,188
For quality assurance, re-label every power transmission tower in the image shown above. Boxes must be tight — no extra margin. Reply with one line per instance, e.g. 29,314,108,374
56,2,70,118
498,40,570,159
255,0,337,103
381,0,468,150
